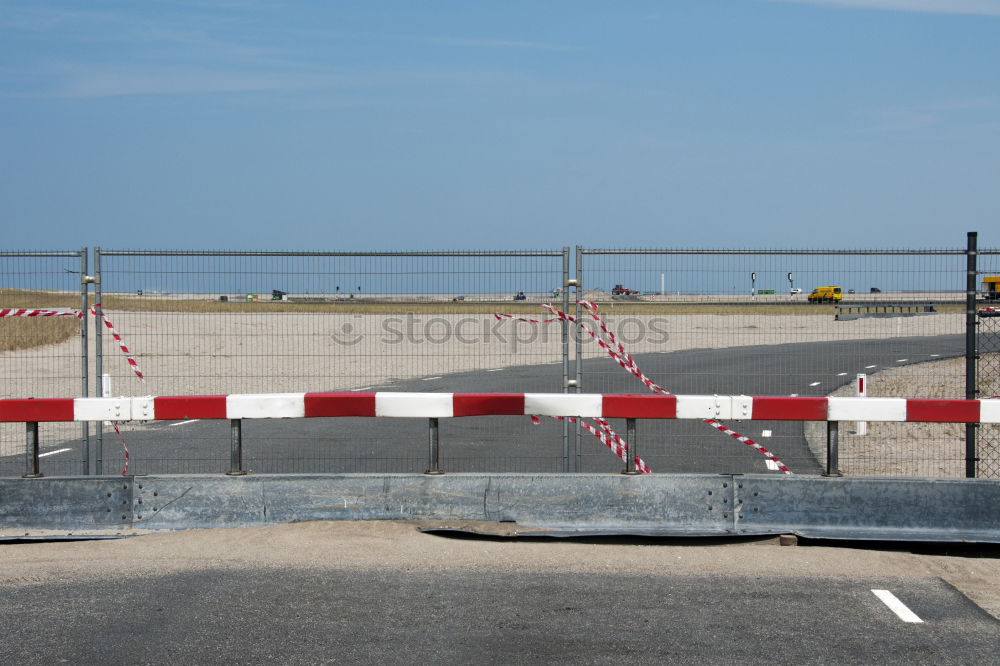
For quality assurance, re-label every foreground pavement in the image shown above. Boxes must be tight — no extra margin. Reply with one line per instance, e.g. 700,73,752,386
1,521,997,664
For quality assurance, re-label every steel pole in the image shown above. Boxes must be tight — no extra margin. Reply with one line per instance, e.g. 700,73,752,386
966,231,978,478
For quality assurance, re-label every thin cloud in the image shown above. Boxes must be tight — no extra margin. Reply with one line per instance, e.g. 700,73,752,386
772,0,1000,15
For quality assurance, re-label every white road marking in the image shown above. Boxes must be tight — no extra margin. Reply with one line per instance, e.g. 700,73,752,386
837,372,848,376
762,430,772,437
789,393,799,397
809,381,821,387
930,354,940,357
39,448,72,458
865,365,877,369
871,589,923,623
169,419,198,427
350,387,372,391
487,368,504,372
422,376,442,381
897,359,908,363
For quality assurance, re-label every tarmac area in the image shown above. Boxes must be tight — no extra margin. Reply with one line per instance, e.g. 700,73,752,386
0,521,997,664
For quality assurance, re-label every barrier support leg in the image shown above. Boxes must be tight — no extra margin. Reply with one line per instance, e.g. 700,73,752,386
425,418,443,475
623,418,640,475
227,419,246,476
824,420,843,477
23,422,43,478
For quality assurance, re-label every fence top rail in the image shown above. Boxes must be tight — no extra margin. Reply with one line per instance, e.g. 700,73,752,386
578,248,998,256
1,392,995,424
0,250,86,258
95,249,569,258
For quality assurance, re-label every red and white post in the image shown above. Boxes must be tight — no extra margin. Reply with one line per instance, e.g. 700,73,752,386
857,373,867,436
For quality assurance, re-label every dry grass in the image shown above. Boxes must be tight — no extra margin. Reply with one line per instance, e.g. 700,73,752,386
0,290,84,352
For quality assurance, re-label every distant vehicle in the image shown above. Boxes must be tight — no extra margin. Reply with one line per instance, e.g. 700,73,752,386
808,286,843,303
513,291,526,301
848,289,856,294
790,288,802,294
981,276,1000,301
870,287,881,294
452,295,465,301
611,284,639,296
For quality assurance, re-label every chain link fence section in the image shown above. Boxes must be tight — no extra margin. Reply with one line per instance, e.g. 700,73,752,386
576,248,968,477
975,247,1000,479
0,249,90,477
90,249,571,475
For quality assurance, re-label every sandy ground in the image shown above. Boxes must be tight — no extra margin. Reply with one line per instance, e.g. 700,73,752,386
1,520,998,620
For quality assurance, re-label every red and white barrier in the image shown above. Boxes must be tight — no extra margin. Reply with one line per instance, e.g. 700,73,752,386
0,392,994,423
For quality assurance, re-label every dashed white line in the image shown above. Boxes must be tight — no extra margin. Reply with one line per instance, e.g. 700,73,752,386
837,372,848,376
39,448,72,458
865,365,877,369
809,381,821,387
350,387,372,392
422,376,442,381
897,359,908,363
871,589,923,623
487,368,504,372
930,354,940,357
169,419,198,427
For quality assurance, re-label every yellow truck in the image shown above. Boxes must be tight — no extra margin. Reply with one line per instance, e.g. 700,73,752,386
807,286,843,303
981,276,1000,301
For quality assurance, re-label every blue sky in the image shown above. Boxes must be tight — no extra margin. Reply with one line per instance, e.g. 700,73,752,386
1,0,998,251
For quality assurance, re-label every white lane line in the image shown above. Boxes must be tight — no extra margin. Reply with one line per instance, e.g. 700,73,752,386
169,419,198,427
930,354,940,357
350,387,372,392
837,372,848,376
865,365,877,369
487,368,504,372
809,381,821,387
39,448,72,458
422,376,442,381
897,359,908,363
790,393,799,397
871,589,923,623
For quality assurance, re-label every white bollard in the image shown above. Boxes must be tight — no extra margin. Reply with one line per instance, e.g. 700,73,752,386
857,373,867,436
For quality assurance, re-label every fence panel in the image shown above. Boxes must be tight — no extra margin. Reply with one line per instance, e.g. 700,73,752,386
576,248,970,477
976,250,1000,479
90,249,570,475
0,250,89,477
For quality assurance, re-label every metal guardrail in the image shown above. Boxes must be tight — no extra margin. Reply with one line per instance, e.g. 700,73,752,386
834,302,938,320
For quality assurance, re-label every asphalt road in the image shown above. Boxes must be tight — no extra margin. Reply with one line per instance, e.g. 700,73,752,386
2,543,997,665
4,334,964,477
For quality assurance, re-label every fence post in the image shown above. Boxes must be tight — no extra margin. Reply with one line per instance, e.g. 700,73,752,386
425,418,443,475
227,419,246,475
966,231,978,478
562,247,571,473
80,248,91,475
574,245,583,472
94,247,104,475
23,422,43,478
824,421,842,477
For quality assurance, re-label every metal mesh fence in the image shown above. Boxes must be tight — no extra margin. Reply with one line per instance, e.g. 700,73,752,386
4,245,997,478
575,248,970,477
0,250,89,478
89,249,570,475
977,315,1000,479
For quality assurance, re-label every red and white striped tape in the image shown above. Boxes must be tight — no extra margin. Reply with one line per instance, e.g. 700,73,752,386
0,306,144,382
1,391,991,423
498,301,791,473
